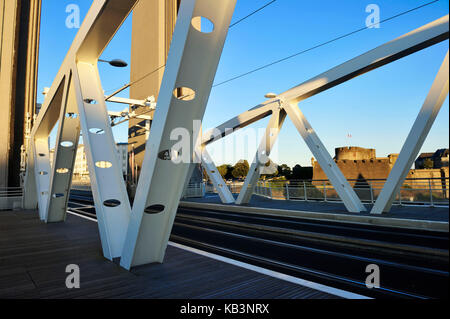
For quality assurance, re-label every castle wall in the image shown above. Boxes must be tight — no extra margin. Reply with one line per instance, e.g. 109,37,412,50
313,158,394,185
335,147,376,161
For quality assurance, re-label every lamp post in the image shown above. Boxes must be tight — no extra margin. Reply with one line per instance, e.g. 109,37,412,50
98,58,128,68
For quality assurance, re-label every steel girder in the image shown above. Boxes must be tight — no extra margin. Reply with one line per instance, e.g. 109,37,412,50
120,0,237,269
236,108,287,205
371,51,449,214
201,14,448,212
29,0,139,259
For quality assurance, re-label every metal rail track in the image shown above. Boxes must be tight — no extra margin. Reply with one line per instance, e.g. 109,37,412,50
69,190,449,299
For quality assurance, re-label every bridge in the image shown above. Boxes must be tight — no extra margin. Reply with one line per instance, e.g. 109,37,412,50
0,0,448,301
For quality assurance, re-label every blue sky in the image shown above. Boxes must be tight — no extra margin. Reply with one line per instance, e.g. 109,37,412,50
38,0,449,168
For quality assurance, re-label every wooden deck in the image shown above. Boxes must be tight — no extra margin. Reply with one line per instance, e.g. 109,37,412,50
0,209,338,299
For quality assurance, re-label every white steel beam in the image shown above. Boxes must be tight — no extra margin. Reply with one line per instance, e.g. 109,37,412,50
284,102,367,213
236,108,287,205
200,148,235,204
73,61,131,259
33,138,51,220
32,77,67,220
202,100,277,146
46,72,81,223
278,15,448,104
371,51,449,214
28,0,139,260
120,0,237,269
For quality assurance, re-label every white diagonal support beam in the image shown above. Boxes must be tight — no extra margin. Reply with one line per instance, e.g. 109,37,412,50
371,51,449,215
73,61,132,260
46,72,81,223
28,0,138,259
284,102,366,213
33,138,51,221
32,76,68,220
120,0,237,269
202,100,278,146
236,108,287,205
277,15,449,104
200,148,235,204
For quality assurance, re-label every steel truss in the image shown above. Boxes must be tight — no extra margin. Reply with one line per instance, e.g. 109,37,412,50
201,15,448,214
23,0,448,271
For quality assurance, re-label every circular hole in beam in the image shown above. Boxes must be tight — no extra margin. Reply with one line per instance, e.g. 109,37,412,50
60,141,74,148
103,199,121,207
38,153,46,157
95,161,112,168
173,87,196,101
144,204,165,214
39,171,48,175
65,113,78,119
52,193,64,198
89,128,105,135
191,16,214,33
84,99,97,104
56,168,69,174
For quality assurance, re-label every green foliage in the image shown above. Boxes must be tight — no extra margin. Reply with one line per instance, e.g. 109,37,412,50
232,160,250,179
290,164,313,180
217,164,233,180
277,164,292,178
217,165,228,178
423,158,434,169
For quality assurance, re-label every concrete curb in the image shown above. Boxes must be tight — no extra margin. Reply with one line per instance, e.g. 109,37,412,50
179,201,449,233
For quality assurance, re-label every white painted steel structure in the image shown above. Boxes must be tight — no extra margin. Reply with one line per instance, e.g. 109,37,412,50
200,15,449,213
23,0,448,270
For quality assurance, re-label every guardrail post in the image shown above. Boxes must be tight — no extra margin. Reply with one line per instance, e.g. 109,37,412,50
285,183,290,201
429,178,434,207
304,181,308,201
323,181,327,202
370,181,374,204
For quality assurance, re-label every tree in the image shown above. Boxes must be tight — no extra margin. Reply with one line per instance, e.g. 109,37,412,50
261,160,278,179
217,165,229,179
290,164,313,181
232,160,249,179
277,164,292,178
423,158,434,169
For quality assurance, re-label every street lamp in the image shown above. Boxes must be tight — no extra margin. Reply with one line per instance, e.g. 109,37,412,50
264,92,277,99
98,58,128,68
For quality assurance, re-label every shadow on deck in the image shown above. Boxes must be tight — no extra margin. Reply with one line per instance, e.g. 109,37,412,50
0,210,338,299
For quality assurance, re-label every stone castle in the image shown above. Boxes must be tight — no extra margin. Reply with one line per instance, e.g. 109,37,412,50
312,146,449,188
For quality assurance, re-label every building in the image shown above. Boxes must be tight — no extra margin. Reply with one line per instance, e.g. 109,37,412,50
312,146,449,190
312,146,399,183
50,143,129,183
0,0,42,188
415,149,449,169
128,1,181,181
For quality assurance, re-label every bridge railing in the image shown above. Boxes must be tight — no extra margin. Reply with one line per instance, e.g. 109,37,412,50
0,187,24,210
184,183,206,198
252,177,449,207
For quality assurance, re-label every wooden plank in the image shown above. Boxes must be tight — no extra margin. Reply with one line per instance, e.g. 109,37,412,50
0,210,337,299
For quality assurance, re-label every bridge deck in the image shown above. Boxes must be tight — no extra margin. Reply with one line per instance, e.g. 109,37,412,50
184,194,449,222
0,209,338,299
